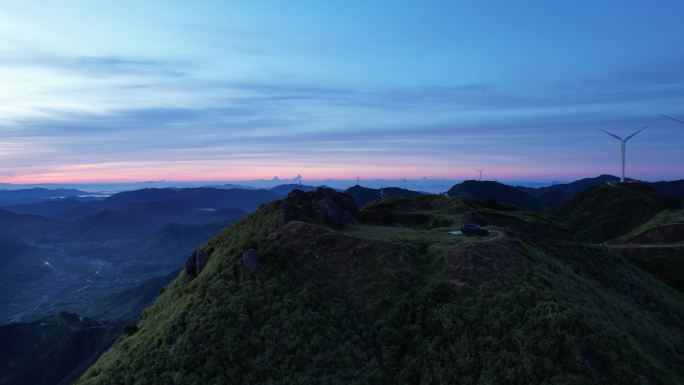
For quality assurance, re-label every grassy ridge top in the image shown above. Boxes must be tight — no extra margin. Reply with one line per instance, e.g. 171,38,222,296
76,192,684,385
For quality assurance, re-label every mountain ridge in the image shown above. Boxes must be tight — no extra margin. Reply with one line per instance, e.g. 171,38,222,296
74,188,684,385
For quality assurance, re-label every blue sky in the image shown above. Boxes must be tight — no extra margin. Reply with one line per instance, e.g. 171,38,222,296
0,0,682,183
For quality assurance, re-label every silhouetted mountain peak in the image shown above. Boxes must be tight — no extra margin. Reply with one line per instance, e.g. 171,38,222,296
447,180,540,210
344,185,422,208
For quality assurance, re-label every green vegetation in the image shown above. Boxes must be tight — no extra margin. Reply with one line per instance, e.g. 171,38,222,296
617,246,684,292
611,208,684,244
75,193,684,385
551,183,682,243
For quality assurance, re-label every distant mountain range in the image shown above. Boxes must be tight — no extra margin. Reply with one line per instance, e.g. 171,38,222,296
269,183,319,195
448,180,542,210
0,188,94,206
60,203,246,241
344,185,423,207
448,175,684,210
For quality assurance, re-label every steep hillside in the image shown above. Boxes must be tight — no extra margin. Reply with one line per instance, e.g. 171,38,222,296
551,183,682,243
610,208,684,245
77,189,684,385
345,185,423,208
616,247,684,292
519,175,621,208
0,312,119,385
448,180,541,210
87,270,180,322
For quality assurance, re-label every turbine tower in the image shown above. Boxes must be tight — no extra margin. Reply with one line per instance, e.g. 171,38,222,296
355,176,360,186
600,127,646,183
476,168,485,181
660,114,684,125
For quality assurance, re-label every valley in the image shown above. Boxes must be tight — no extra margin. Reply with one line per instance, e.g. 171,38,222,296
1,178,683,385
3,4,683,383
71,182,684,385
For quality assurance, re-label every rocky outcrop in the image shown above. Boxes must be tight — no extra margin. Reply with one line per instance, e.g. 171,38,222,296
278,188,359,230
185,249,209,278
242,249,261,272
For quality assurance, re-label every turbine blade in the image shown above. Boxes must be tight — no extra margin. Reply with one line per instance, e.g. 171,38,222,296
600,129,623,141
625,126,646,141
660,114,684,125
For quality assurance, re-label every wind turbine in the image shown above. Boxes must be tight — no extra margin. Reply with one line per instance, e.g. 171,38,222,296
660,114,684,125
600,127,646,183
355,176,360,186
476,168,485,181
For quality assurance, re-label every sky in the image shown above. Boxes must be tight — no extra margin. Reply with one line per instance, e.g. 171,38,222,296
0,0,683,184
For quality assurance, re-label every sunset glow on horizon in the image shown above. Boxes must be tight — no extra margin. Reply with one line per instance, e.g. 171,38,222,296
1,1,683,184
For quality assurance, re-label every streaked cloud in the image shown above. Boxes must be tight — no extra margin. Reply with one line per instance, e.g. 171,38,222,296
0,0,682,182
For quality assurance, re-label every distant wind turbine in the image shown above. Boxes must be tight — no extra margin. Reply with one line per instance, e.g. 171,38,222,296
355,176,360,185
476,168,485,181
600,127,646,183
660,114,684,125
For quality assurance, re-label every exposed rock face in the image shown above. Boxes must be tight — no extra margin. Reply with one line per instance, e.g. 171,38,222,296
446,236,524,291
242,249,261,272
278,187,359,230
185,249,209,278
